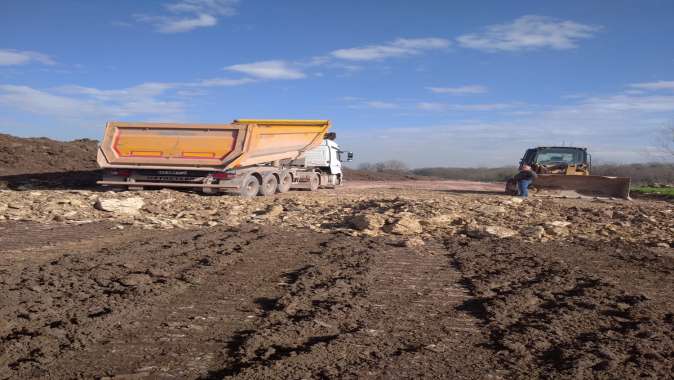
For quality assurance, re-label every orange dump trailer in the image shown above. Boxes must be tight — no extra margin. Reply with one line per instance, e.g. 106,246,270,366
97,119,352,196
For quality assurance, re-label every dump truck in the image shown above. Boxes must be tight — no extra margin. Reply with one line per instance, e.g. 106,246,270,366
505,146,631,199
96,119,353,196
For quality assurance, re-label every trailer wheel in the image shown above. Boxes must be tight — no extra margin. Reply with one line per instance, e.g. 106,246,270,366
277,171,292,193
239,175,260,198
308,173,320,191
258,173,278,196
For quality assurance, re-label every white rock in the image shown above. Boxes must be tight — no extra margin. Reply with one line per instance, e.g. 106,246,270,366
384,215,423,235
544,221,571,236
475,204,507,215
425,214,458,226
467,225,517,239
522,225,545,239
94,197,144,215
348,213,386,231
547,221,571,227
262,204,284,218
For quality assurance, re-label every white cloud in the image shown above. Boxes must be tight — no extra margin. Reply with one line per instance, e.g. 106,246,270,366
1,83,185,119
158,13,217,33
427,85,488,95
416,102,448,112
457,15,600,52
342,95,674,167
355,101,398,109
331,38,450,61
0,74,259,120
135,0,238,33
165,0,237,15
193,77,256,87
629,81,674,91
341,97,399,110
0,49,55,66
225,60,305,80
417,102,517,111
0,85,102,116
580,94,674,112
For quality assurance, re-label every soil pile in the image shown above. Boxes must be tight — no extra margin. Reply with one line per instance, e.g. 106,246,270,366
0,134,98,175
0,134,99,189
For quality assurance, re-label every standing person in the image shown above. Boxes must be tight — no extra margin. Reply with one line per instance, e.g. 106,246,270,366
514,164,537,198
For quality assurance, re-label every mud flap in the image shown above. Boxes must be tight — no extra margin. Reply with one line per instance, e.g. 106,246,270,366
532,175,631,199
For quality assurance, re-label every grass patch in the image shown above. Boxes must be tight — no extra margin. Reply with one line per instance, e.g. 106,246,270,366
633,186,674,198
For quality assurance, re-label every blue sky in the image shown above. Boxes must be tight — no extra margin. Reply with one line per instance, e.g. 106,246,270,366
1,0,673,167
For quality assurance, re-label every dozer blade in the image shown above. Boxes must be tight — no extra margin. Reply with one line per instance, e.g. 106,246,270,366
531,175,631,199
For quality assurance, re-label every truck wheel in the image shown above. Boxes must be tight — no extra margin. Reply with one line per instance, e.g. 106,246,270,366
308,173,320,191
258,173,278,196
277,172,292,193
239,175,260,197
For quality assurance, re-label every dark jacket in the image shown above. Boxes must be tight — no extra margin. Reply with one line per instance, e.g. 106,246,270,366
514,169,537,181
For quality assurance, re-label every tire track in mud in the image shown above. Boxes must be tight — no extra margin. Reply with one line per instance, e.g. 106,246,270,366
44,226,327,379
447,238,674,379
365,241,499,378
0,224,311,379
213,238,500,379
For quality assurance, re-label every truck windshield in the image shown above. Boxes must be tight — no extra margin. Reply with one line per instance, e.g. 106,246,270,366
536,148,584,165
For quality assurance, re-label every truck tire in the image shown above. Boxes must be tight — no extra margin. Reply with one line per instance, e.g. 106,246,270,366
239,175,260,197
258,173,278,196
308,173,320,191
277,171,292,193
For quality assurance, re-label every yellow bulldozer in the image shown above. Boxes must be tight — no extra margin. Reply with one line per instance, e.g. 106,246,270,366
505,146,631,199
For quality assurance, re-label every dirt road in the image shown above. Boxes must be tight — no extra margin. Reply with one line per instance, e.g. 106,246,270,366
343,179,504,192
1,183,673,379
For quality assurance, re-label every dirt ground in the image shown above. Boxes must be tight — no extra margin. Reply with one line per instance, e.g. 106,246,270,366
1,183,672,379
1,135,673,379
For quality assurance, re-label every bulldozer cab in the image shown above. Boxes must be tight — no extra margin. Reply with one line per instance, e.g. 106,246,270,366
522,147,590,176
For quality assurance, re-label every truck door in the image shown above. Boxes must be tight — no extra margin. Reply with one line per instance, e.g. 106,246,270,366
327,141,342,175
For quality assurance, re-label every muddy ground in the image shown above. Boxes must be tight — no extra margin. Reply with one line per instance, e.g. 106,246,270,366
1,134,673,379
1,183,672,380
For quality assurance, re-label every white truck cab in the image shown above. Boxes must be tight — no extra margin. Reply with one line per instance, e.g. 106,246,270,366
297,134,353,186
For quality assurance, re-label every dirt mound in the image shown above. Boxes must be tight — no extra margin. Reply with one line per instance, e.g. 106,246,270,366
450,238,674,379
0,134,100,189
0,134,98,176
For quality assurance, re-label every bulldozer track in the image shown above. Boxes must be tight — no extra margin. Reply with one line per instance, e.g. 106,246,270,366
369,243,480,335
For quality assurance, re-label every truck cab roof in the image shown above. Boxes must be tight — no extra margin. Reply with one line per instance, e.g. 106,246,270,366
534,146,587,151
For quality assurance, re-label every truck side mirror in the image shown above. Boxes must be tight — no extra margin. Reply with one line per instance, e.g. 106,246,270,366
347,152,354,162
